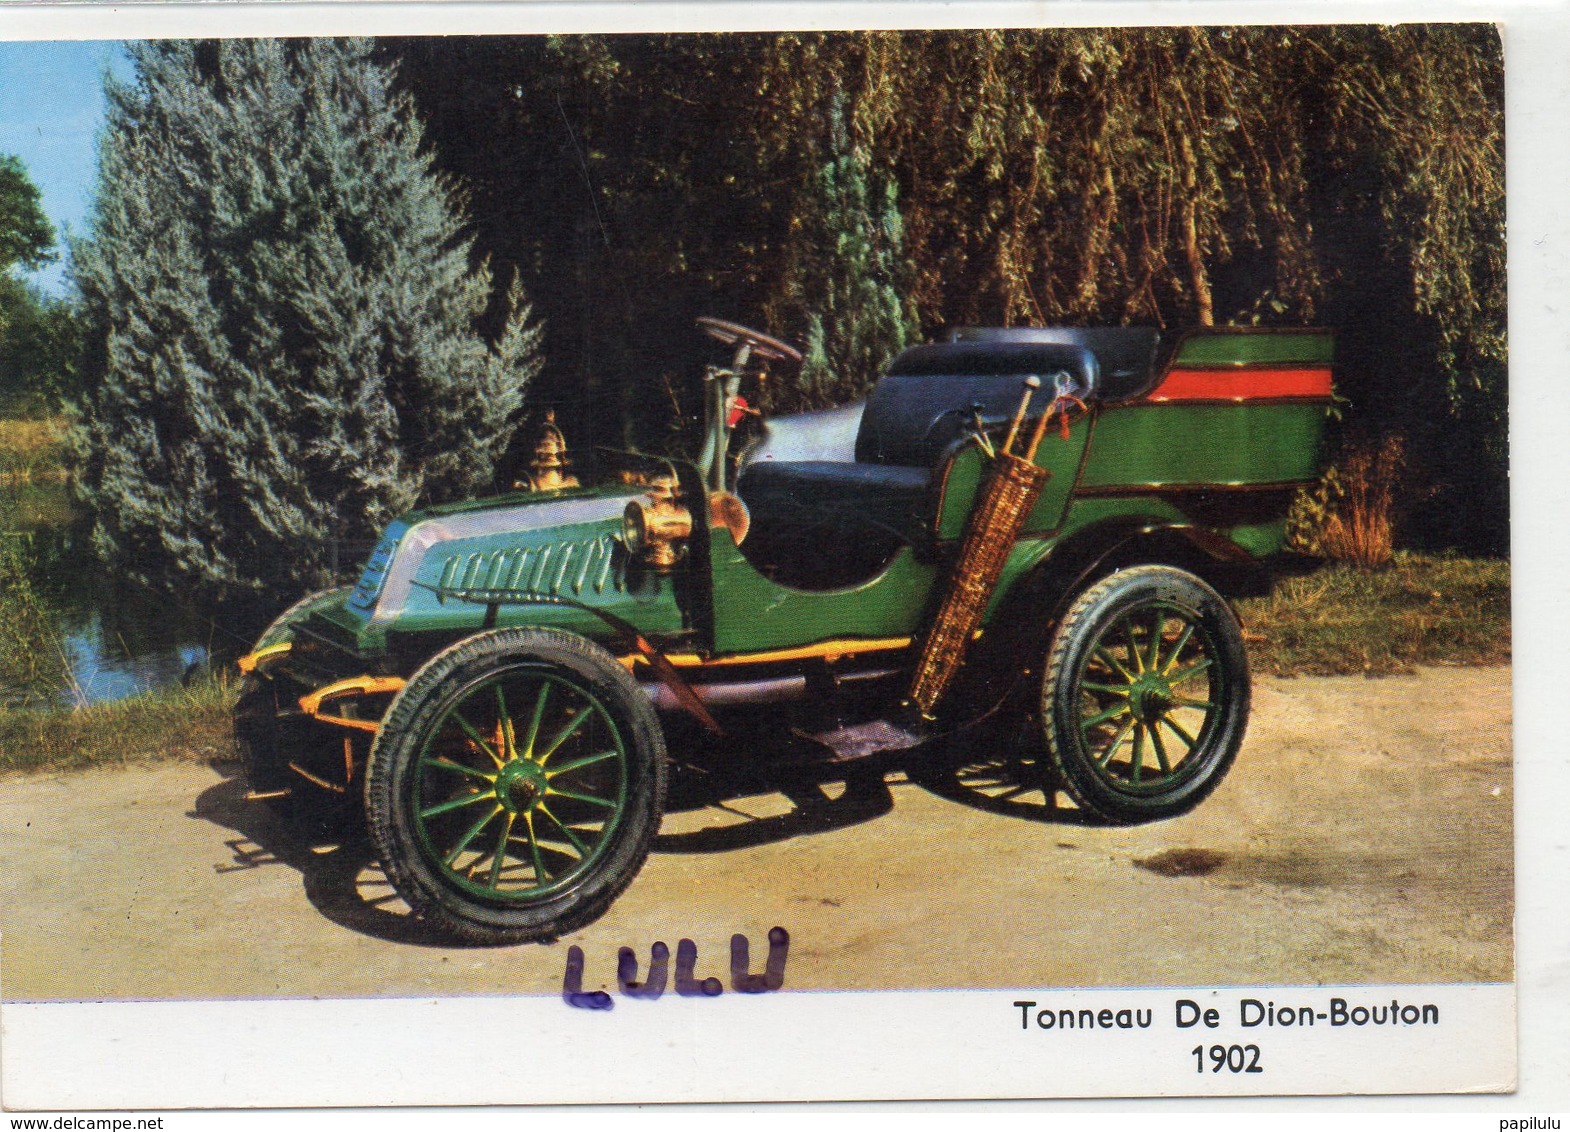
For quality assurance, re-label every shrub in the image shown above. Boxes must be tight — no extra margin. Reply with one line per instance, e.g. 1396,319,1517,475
771,90,919,411
0,536,70,705
1288,434,1406,569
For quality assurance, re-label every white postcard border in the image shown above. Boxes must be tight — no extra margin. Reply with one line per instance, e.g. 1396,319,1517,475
1,0,1566,1112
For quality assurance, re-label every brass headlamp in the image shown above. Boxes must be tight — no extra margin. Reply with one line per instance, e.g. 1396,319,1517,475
622,472,692,571
522,410,579,492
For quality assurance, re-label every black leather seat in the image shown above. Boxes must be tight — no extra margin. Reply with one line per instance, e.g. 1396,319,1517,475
734,329,1159,586
857,341,1098,465
734,460,932,548
944,326,1163,402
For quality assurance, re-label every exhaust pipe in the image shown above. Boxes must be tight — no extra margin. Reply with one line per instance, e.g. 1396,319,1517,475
640,667,902,711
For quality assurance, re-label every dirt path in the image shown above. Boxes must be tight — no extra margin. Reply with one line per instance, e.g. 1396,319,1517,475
0,666,1511,1002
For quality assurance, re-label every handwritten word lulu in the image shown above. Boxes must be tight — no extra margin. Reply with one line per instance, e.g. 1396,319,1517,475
563,927,790,1009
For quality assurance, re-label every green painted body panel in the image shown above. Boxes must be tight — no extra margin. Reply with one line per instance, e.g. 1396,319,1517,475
935,415,1091,541
707,528,939,654
396,516,685,644
1060,495,1193,530
305,329,1329,667
1173,331,1335,366
1080,403,1327,488
333,485,686,656
933,446,985,541
1225,518,1290,558
315,599,380,648
979,497,1193,621
1054,491,1294,560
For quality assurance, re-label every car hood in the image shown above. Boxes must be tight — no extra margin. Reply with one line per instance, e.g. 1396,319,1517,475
350,486,644,628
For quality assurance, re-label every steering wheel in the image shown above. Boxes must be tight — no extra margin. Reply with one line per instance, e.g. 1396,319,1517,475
696,316,803,365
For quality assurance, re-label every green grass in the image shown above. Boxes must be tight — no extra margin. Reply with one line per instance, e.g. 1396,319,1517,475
0,678,239,774
1236,552,1510,677
0,416,67,486
0,412,245,776
0,537,71,699
0,413,76,534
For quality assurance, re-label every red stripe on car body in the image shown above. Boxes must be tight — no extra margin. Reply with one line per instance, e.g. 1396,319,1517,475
1147,367,1334,402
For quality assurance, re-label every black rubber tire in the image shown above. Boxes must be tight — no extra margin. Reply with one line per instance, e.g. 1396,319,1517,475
366,628,666,945
1041,565,1249,824
234,675,289,793
253,585,353,651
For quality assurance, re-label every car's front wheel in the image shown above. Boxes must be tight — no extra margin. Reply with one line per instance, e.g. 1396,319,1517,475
235,586,355,826
1039,565,1250,824
366,628,666,945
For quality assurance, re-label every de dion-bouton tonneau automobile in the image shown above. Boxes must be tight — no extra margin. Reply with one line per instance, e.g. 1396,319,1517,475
235,317,1333,944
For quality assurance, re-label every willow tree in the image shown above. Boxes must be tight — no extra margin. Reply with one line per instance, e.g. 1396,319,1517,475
73,39,542,601
1302,24,1507,550
747,26,1503,548
754,29,1326,333
390,27,1504,548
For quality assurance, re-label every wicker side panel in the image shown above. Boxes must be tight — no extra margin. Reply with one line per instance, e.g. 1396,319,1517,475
908,452,1049,716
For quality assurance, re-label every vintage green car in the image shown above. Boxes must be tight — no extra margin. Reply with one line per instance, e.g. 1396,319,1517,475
236,318,1333,944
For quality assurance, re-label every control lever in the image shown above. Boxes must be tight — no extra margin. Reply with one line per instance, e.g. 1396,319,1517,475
1002,376,1043,457
968,402,996,458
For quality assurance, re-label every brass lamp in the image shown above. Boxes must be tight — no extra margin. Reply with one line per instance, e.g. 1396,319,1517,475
523,410,579,492
623,473,692,571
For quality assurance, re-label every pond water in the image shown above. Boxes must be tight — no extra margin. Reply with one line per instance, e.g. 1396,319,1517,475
2,464,366,709
60,611,212,707
2,479,243,708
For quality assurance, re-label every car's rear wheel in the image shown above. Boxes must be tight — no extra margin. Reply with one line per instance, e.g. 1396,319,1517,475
366,628,666,945
1039,565,1249,824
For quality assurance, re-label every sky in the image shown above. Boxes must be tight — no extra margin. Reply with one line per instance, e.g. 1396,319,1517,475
0,40,133,296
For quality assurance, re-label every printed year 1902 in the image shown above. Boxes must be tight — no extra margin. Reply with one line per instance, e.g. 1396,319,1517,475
1192,1044,1264,1074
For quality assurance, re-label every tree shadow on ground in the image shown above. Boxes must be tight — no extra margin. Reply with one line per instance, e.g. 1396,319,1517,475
191,707,1104,948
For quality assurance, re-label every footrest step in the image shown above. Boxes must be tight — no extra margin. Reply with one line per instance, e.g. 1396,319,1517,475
805,719,926,762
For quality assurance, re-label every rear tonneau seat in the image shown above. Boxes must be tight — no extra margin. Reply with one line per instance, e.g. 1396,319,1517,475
735,328,1159,576
945,326,1162,403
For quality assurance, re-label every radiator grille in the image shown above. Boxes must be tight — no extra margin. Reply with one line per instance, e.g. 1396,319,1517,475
349,530,402,612
435,534,623,599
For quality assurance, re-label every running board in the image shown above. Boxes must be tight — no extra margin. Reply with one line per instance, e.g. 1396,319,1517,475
800,719,927,763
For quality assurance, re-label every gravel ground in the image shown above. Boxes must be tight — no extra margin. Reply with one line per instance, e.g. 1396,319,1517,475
0,666,1511,1002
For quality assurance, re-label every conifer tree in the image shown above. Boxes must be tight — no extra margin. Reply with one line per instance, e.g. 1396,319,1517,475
773,92,919,411
72,39,542,601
